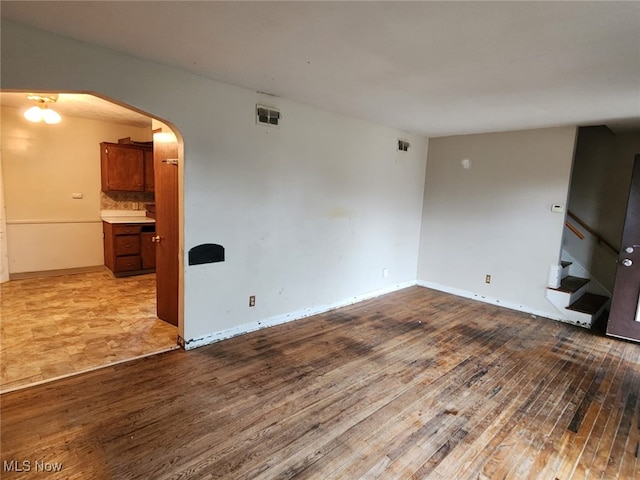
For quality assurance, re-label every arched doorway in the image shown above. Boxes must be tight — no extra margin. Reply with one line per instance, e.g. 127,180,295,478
0,91,184,392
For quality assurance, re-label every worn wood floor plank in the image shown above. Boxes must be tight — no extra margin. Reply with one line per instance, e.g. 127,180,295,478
508,348,601,479
433,348,534,479
566,341,626,480
598,344,640,480
452,328,588,479
531,340,625,480
246,305,511,479
509,333,613,479
238,309,494,479
379,325,537,479
321,313,533,480
1,286,639,480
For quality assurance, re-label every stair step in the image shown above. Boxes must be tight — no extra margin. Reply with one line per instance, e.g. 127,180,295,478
560,261,572,280
567,293,609,315
550,276,590,294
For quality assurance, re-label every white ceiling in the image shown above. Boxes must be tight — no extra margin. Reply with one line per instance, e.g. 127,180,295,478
2,1,639,137
0,92,152,128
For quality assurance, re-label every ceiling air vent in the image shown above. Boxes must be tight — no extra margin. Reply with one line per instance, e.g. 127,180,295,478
398,140,410,152
256,105,281,126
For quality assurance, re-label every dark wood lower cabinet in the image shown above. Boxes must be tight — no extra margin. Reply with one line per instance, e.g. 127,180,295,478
141,232,157,270
103,221,156,277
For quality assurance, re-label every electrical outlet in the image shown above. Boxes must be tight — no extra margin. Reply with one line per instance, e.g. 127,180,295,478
249,295,256,307
383,268,389,278
485,274,491,284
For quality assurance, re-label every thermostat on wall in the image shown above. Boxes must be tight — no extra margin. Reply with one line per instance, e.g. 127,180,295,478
551,204,565,213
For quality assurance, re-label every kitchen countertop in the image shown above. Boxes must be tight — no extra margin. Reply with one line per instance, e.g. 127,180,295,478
101,210,155,224
101,215,155,224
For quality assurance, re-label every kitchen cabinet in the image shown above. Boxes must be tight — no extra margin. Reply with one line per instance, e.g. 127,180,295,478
141,231,156,269
100,142,154,193
144,149,155,193
103,221,156,277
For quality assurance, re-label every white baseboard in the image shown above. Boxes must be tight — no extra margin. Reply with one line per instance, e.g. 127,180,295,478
183,281,417,350
416,279,566,323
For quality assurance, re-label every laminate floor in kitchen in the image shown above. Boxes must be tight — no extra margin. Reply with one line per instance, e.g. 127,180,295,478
0,271,178,393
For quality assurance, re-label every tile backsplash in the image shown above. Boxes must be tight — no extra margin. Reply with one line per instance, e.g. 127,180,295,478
101,191,154,211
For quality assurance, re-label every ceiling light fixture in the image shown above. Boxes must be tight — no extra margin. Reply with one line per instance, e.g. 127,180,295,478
23,94,62,124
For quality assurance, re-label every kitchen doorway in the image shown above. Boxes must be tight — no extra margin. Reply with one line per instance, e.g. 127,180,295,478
0,92,183,392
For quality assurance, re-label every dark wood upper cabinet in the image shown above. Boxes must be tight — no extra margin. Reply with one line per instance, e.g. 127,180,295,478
144,149,155,193
100,142,153,192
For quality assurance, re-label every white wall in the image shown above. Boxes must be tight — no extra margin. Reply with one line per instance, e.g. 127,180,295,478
417,127,577,317
0,155,9,282
1,104,152,273
1,21,428,344
564,127,640,291
184,99,427,343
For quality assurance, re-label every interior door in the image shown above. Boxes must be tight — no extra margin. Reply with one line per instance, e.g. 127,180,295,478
607,154,640,341
153,130,179,326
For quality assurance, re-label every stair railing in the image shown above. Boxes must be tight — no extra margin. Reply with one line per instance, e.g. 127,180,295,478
565,210,619,256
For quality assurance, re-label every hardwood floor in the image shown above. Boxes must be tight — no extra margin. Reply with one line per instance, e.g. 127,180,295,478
1,286,638,479
0,271,178,393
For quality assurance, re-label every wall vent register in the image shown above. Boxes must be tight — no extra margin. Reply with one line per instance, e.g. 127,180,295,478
256,105,281,126
398,140,411,152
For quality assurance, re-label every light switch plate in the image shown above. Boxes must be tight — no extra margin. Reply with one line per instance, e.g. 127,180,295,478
551,204,564,213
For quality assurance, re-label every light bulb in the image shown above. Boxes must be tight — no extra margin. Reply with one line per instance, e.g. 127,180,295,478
24,105,43,122
153,131,177,143
42,107,61,124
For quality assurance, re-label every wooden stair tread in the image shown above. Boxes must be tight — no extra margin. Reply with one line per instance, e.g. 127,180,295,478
567,293,609,315
551,275,590,293
561,261,572,268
